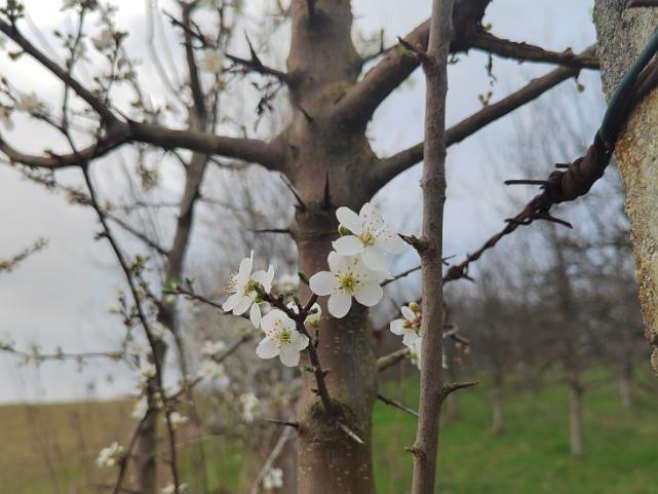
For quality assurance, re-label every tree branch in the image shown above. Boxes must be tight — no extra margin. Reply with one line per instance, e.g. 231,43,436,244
469,31,599,69
330,0,491,130
0,121,285,171
0,17,117,123
366,46,596,194
411,0,453,491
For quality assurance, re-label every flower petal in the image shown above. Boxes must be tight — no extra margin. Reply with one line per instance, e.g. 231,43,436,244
237,252,254,284
222,293,242,312
309,271,337,296
359,202,385,231
376,231,407,254
249,303,262,328
355,282,383,307
361,247,389,272
256,338,279,359
333,235,364,256
336,206,363,235
401,305,415,321
279,346,301,367
390,319,405,335
328,290,352,318
402,332,419,347
233,296,253,315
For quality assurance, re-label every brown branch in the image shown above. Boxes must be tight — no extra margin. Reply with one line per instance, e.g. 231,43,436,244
1,121,285,171
469,31,599,69
377,393,419,418
377,348,410,372
180,3,207,119
331,0,491,130
366,46,596,194
411,0,453,491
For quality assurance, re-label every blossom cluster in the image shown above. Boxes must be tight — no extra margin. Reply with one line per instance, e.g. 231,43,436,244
222,252,316,367
389,302,423,369
221,203,406,368
309,203,405,318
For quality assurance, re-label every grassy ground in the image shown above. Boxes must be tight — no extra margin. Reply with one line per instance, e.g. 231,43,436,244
373,372,658,494
2,370,658,493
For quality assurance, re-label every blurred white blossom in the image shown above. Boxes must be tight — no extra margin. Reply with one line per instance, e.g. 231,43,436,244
262,467,284,490
96,442,123,468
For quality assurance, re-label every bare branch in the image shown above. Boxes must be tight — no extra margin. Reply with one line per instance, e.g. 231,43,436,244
0,121,285,171
366,46,596,194
0,17,117,123
377,393,419,418
469,32,599,69
330,0,490,130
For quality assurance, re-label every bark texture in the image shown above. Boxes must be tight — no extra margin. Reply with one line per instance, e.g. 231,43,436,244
411,1,454,493
593,0,658,373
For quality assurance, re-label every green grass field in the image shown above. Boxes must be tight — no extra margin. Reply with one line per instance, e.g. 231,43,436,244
2,371,658,493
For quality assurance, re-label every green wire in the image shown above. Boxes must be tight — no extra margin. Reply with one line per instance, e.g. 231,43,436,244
599,26,658,148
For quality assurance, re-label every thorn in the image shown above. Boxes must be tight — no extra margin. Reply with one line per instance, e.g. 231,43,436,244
377,393,419,418
244,33,263,70
440,381,478,399
321,172,331,210
298,105,314,123
504,179,549,186
280,174,306,212
251,228,291,235
555,163,571,169
262,418,300,429
337,421,364,445
405,446,425,459
534,213,573,229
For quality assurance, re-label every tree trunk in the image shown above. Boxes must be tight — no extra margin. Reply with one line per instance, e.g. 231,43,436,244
593,0,658,374
492,371,505,436
293,211,377,494
568,369,585,458
284,2,379,491
619,359,634,408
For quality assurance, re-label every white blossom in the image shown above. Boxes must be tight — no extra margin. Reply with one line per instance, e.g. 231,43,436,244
197,359,230,390
333,203,406,272
201,339,226,356
408,336,422,370
161,483,188,494
166,411,188,429
92,28,115,51
138,361,156,382
131,397,148,420
262,467,284,490
126,340,148,357
309,252,384,318
256,309,309,367
151,321,168,340
17,93,41,114
390,303,421,347
240,392,259,423
96,442,123,468
222,251,274,327
198,48,223,74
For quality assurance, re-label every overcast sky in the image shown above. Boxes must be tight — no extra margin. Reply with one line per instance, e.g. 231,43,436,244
0,0,601,403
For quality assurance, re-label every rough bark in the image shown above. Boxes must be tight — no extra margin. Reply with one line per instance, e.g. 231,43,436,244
593,1,658,373
285,2,377,492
